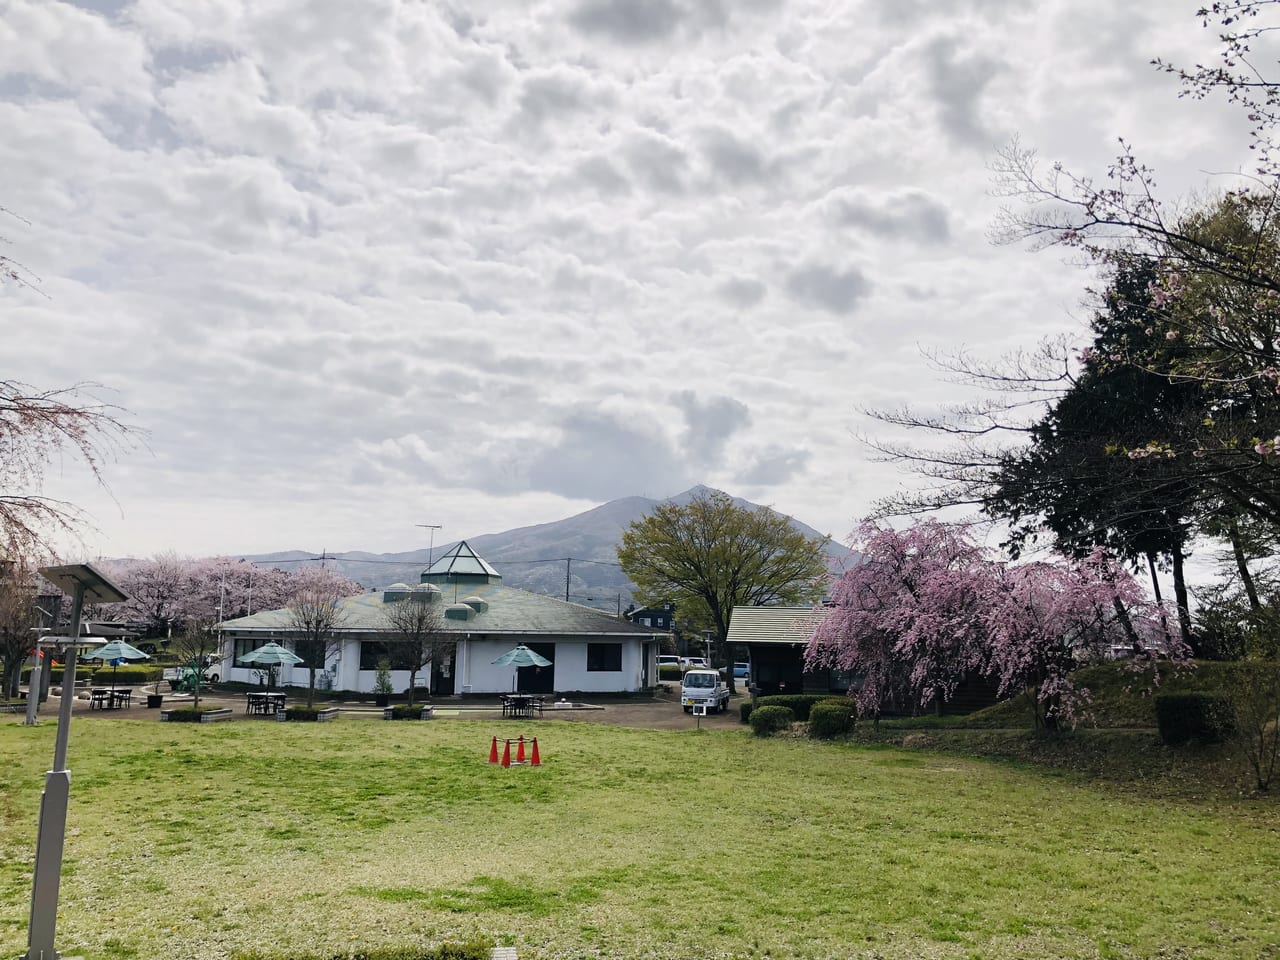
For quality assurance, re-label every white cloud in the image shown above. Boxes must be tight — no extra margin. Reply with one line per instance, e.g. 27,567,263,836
2,0,1258,559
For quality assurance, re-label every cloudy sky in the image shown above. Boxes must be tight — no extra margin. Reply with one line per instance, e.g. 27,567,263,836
2,0,1252,560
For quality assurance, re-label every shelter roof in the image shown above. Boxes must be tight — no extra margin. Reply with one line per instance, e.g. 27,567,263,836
725,605,828,646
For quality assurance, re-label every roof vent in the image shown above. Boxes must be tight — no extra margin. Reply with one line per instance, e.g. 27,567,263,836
410,583,442,603
383,583,412,603
445,603,475,621
461,595,488,614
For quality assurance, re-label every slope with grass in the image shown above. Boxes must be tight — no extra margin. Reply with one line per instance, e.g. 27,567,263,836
1,718,1276,959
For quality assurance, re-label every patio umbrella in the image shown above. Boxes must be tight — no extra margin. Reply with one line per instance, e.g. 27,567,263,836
84,639,150,692
238,641,305,665
238,641,304,690
492,644,552,691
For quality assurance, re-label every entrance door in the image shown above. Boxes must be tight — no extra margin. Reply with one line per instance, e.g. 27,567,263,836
431,643,456,696
516,642,556,694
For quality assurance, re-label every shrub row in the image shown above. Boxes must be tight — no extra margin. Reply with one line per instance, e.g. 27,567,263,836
659,664,683,681
808,701,856,739
749,694,847,722
284,707,322,722
235,939,494,960
388,704,428,720
1155,692,1237,745
162,708,206,723
21,665,162,685
750,704,795,737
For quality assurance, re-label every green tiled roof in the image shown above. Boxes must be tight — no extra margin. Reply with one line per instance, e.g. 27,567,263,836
221,580,662,637
725,605,828,645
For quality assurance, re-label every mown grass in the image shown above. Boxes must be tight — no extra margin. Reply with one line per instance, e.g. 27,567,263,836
0,716,1277,959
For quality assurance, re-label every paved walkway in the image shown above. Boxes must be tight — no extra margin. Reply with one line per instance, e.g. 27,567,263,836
7,680,751,731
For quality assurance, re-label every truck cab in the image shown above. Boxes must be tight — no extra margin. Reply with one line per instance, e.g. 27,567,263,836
680,668,730,713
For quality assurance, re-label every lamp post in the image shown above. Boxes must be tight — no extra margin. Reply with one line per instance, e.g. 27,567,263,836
24,563,127,960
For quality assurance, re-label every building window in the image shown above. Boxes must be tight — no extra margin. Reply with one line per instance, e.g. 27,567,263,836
359,640,419,670
233,637,265,667
586,643,622,672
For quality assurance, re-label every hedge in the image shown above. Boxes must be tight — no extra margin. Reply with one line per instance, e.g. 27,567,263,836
162,708,208,723
659,664,683,681
740,701,754,725
750,704,795,737
284,707,322,722
755,694,847,722
388,704,429,720
809,701,856,739
1155,692,1237,745
22,664,163,685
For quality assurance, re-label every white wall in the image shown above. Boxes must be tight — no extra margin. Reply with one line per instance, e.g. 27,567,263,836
222,633,653,694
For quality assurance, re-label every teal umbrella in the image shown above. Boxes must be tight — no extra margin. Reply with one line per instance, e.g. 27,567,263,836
239,641,304,666
492,644,551,692
85,640,150,692
239,641,304,690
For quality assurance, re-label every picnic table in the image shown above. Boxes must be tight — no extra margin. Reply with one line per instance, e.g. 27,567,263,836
500,693,544,719
246,692,287,715
90,688,132,710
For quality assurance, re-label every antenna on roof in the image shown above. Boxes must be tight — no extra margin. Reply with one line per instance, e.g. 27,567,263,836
416,523,443,569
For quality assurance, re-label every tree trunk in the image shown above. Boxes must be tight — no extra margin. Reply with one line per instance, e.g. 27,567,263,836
1146,550,1172,647
407,668,418,706
1171,547,1195,655
307,665,317,708
1228,518,1263,614
1111,596,1141,649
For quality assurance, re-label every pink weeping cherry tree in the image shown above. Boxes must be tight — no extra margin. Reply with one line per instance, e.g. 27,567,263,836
805,520,995,727
982,549,1184,729
807,520,1182,729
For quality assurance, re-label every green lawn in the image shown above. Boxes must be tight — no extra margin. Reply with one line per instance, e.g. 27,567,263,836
0,717,1276,959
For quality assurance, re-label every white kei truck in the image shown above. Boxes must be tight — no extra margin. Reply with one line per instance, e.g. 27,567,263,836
680,668,730,713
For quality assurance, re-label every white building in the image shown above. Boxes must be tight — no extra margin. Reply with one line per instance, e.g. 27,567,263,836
217,542,667,695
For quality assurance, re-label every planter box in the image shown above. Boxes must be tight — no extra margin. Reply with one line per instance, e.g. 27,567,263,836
277,707,341,722
383,706,434,720
158,707,233,723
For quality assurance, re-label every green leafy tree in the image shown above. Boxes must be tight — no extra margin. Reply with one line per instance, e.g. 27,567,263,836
617,490,830,693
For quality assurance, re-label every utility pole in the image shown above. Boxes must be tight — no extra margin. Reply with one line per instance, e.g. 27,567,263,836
564,558,571,602
416,524,442,569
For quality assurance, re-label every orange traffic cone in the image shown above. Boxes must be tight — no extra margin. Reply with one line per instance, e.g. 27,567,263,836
501,739,512,768
530,738,541,766
516,735,526,763
488,737,499,764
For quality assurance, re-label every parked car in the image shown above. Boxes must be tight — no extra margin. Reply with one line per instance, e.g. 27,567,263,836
680,668,730,713
679,656,710,669
719,662,750,680
657,655,681,669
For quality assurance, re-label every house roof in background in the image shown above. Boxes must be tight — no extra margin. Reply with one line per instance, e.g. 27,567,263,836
726,606,827,646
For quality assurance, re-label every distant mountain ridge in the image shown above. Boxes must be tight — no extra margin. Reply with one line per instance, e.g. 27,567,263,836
244,485,846,613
